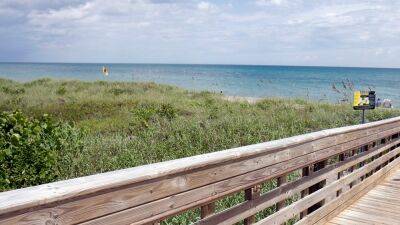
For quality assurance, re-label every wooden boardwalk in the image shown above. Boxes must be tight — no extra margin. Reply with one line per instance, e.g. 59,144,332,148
1,116,400,224
327,167,400,225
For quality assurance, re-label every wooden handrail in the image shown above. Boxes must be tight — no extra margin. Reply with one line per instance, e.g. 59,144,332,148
1,116,400,224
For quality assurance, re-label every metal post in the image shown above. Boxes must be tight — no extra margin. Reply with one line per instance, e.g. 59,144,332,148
361,109,365,124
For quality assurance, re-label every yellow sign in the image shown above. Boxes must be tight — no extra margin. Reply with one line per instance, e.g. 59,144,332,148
353,91,375,110
353,91,361,107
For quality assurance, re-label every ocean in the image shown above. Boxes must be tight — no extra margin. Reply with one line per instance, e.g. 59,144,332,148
0,63,399,106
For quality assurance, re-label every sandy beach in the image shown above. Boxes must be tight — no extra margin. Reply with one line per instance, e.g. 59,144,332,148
222,95,263,104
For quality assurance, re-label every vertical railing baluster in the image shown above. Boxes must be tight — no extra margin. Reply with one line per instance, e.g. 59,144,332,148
375,138,387,172
366,142,374,177
360,144,369,181
300,166,310,219
307,160,327,214
277,175,287,225
337,153,346,196
200,203,215,219
384,136,392,166
277,175,287,210
349,149,357,188
244,185,261,225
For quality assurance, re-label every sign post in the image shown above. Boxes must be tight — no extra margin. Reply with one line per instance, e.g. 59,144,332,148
353,90,376,161
353,91,375,124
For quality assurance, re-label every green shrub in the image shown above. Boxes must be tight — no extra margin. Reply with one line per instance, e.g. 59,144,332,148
0,111,84,191
56,86,67,95
131,103,158,129
109,88,135,96
23,78,52,87
1,86,25,95
158,103,178,120
130,102,179,131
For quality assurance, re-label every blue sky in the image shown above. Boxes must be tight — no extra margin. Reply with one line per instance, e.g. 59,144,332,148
1,0,400,67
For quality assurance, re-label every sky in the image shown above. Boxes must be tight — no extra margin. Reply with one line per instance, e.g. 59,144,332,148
0,0,400,68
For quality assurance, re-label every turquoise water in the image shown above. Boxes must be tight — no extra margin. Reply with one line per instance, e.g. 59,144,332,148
0,63,399,106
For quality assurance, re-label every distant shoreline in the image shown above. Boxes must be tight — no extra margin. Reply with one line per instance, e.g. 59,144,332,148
1,62,399,107
222,95,262,104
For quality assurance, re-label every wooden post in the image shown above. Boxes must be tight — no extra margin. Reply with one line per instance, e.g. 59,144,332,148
384,137,392,166
244,185,261,225
366,142,375,177
359,144,369,181
300,166,310,219
276,175,287,225
375,138,388,172
372,141,380,173
200,203,215,219
307,160,327,214
337,153,346,196
349,149,357,188
276,175,287,210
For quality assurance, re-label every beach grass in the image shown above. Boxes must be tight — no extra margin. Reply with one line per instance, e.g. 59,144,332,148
1,78,400,224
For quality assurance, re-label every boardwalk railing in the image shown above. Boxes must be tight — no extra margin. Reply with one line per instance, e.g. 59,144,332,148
1,117,400,225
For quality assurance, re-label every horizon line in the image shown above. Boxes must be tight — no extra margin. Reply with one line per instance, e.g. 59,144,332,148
0,61,399,70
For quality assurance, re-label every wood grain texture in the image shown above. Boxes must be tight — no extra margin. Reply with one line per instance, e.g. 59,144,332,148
80,127,400,225
326,167,400,225
0,116,399,225
243,185,261,225
201,203,215,219
254,146,400,225
84,134,400,225
195,139,400,225
297,152,400,225
276,175,287,210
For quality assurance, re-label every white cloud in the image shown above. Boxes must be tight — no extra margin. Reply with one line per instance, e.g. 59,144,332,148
255,0,288,6
197,1,217,12
28,2,94,25
1,0,400,67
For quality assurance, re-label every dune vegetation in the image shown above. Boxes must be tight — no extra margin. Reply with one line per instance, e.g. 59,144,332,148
1,78,400,223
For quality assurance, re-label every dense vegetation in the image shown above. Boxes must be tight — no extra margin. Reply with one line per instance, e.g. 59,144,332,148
0,111,83,191
1,78,399,183
1,78,399,223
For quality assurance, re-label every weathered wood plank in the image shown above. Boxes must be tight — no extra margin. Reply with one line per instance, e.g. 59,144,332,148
81,132,400,225
306,160,327,214
201,203,215,219
297,155,400,225
0,117,399,225
243,185,261,225
300,166,310,219
326,170,400,224
254,146,400,225
276,176,287,210
194,139,400,225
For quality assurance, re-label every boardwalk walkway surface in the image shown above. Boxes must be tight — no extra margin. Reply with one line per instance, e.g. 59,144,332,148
327,167,400,225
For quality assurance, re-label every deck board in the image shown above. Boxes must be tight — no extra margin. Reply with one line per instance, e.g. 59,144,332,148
327,168,400,225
